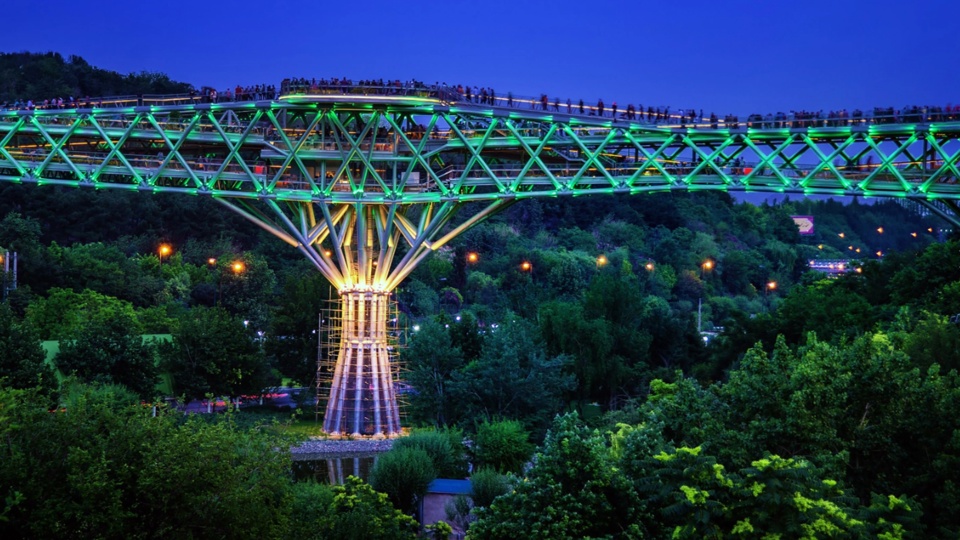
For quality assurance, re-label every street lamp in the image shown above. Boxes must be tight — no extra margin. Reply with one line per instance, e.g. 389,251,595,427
877,227,884,234
158,245,171,271
838,232,845,238
467,252,479,263
208,258,217,266
233,262,245,273
596,255,607,269
645,262,654,271
521,261,532,272
701,260,713,278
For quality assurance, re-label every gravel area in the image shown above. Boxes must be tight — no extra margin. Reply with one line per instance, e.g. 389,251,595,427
291,438,394,458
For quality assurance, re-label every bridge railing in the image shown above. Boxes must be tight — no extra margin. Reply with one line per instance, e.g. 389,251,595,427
4,83,957,132
278,83,958,128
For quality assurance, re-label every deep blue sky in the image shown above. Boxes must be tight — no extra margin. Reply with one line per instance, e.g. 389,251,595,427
2,0,958,116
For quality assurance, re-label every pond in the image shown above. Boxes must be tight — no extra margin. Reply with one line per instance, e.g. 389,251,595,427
291,452,382,484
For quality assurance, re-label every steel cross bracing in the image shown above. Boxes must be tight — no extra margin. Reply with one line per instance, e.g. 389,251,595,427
3,96,960,435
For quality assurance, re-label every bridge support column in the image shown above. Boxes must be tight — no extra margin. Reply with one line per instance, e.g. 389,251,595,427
214,197,514,438
323,290,401,438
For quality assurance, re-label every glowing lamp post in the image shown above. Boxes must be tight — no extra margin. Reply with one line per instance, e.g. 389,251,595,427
596,255,607,269
645,263,654,271
158,245,171,273
467,252,479,263
521,261,532,272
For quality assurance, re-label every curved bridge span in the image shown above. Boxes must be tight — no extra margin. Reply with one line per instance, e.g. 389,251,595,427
3,92,959,437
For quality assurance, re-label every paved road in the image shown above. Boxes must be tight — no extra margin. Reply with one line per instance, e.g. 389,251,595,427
169,387,316,414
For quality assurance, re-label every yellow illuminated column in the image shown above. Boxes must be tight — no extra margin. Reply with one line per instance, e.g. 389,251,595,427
322,290,399,438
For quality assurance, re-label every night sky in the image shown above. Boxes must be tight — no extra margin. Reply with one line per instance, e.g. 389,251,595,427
2,0,958,117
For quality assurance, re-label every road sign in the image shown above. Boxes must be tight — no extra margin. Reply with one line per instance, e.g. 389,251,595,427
791,215,815,235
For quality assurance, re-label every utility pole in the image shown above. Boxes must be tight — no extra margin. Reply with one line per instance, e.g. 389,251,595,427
697,297,702,333
1,251,16,303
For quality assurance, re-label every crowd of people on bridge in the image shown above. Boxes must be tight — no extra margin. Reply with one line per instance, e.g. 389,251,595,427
4,78,960,134
0,96,106,110
280,77,433,96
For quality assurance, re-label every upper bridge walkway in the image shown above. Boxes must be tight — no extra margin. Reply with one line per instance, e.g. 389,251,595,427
2,87,960,225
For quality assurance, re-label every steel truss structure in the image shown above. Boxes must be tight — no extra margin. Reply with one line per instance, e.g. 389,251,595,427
3,94,960,435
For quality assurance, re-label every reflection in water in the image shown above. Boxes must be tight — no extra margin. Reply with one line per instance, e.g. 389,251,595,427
291,453,379,485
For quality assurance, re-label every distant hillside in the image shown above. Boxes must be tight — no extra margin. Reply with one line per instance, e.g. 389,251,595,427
0,51,193,103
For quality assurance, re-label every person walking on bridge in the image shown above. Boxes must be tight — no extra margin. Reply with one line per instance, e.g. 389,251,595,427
567,98,572,113
597,99,604,117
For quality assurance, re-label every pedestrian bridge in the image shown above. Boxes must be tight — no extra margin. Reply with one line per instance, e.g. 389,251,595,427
3,86,958,437
3,91,959,218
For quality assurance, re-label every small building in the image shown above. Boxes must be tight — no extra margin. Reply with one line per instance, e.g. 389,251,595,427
419,479,472,538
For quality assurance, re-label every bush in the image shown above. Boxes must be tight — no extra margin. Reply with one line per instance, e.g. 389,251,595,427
471,419,534,475
469,467,509,509
393,429,468,478
54,317,160,400
285,477,417,540
370,447,437,515
285,482,335,540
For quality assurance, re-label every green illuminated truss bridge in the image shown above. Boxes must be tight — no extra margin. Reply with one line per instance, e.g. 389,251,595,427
3,90,960,437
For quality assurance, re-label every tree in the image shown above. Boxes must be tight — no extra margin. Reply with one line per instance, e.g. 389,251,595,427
26,288,142,340
637,446,884,540
392,429,468,479
404,320,465,427
159,307,271,401
0,304,56,398
266,271,335,386
370,447,437,515
470,419,534,475
53,317,160,400
316,477,417,540
470,414,648,540
0,383,295,540
449,318,573,434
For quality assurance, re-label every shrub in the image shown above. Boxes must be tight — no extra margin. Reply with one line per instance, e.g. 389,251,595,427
370,447,436,515
469,467,509,509
471,419,534,475
393,429,468,478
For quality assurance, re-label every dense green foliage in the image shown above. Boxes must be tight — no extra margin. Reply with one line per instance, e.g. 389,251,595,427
470,419,535,475
0,51,192,103
370,447,437,515
0,384,295,540
284,479,417,540
0,304,57,397
53,318,160,399
159,307,273,400
391,429,468,479
471,414,925,540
